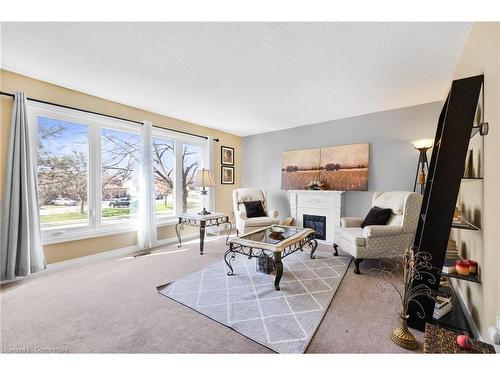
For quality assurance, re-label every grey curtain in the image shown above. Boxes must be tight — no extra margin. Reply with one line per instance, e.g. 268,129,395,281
1,92,46,281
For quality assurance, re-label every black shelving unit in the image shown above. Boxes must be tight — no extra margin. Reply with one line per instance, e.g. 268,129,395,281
441,272,481,283
407,75,484,332
432,285,472,335
451,219,480,231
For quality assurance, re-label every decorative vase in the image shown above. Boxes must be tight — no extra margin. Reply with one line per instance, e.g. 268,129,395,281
390,315,418,350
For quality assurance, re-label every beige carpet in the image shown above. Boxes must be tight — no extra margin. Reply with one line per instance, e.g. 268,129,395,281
0,235,423,353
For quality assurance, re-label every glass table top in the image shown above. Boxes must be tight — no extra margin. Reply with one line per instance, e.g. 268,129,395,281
238,225,306,245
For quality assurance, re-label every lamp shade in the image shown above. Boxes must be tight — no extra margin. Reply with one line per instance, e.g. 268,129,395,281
410,138,434,150
193,168,215,187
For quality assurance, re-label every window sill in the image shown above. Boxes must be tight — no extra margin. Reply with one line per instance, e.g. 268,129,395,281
42,225,137,245
41,219,182,245
156,216,179,227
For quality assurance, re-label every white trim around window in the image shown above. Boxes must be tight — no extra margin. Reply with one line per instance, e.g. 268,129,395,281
28,101,210,245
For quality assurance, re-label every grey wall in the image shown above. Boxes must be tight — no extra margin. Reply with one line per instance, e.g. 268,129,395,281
242,102,442,219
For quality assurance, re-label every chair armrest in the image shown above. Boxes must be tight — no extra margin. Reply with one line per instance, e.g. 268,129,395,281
341,217,364,227
267,210,279,218
363,225,403,238
236,211,246,220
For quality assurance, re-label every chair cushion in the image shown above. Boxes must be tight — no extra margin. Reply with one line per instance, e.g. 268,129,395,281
243,201,266,218
244,217,279,227
361,206,392,228
336,227,366,246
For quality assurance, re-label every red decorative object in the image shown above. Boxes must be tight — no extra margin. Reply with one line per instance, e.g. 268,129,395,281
456,259,470,276
468,260,478,275
457,335,472,350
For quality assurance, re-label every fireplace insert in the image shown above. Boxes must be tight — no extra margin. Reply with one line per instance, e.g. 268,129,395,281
303,214,326,240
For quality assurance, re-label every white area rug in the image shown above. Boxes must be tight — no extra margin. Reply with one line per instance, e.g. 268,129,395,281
158,249,350,353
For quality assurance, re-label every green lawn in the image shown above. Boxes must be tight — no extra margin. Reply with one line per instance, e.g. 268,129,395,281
40,212,87,223
155,200,173,213
40,200,180,224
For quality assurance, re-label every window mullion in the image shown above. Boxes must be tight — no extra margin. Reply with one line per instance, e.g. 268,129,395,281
174,139,182,216
89,124,101,230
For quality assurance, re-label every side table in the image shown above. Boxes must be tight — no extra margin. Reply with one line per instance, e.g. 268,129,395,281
175,212,232,255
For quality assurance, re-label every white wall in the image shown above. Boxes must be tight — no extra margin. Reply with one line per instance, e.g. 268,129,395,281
451,22,500,339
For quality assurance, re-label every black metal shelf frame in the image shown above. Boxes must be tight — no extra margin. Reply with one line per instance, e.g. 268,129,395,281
408,75,485,332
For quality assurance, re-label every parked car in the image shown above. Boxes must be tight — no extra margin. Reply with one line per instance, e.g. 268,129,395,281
109,197,132,208
50,197,78,206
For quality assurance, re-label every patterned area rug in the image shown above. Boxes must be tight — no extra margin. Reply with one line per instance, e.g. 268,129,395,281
157,250,351,353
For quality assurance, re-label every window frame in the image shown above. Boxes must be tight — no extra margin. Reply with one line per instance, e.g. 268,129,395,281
28,102,210,245
152,127,207,225
29,102,142,244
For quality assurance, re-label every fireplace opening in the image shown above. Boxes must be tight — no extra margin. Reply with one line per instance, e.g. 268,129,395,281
303,214,326,240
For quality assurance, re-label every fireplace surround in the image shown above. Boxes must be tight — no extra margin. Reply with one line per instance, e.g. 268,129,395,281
289,190,345,244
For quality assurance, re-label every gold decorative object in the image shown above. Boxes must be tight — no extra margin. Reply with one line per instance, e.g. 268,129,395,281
373,247,439,351
391,315,419,350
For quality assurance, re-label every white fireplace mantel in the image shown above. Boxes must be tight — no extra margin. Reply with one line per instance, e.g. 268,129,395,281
288,190,345,244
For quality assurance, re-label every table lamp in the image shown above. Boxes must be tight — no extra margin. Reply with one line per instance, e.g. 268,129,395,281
410,138,434,193
193,168,215,215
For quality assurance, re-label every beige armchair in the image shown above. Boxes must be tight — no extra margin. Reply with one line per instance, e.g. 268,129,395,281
333,191,422,274
232,188,279,234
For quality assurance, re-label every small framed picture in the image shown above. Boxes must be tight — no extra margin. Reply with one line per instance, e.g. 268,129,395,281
221,146,234,165
221,166,235,184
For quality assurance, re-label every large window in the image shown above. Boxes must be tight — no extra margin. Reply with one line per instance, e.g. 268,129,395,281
153,137,175,218
30,103,208,243
182,144,203,213
101,128,141,223
37,117,89,229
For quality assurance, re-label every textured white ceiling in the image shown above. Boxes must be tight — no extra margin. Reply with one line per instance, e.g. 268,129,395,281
1,22,470,136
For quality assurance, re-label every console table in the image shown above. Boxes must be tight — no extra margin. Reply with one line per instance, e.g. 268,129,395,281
175,212,232,255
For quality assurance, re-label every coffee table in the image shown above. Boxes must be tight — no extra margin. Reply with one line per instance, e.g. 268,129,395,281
225,225,317,291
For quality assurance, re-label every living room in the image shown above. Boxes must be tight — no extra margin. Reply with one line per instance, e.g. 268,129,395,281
1,1,500,372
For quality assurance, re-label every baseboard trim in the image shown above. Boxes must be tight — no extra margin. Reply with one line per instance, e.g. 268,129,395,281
450,277,483,340
0,233,200,286
154,233,198,248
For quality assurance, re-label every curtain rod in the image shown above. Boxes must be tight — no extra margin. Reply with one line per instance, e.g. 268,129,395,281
0,91,219,142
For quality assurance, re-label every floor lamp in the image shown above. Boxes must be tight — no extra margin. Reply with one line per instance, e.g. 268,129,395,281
193,168,215,215
411,138,434,194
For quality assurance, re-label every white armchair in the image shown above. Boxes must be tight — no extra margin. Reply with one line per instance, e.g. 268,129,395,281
333,191,422,274
232,188,279,234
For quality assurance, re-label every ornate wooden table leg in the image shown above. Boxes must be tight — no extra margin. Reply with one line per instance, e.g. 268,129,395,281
333,243,339,256
199,221,206,255
273,252,283,291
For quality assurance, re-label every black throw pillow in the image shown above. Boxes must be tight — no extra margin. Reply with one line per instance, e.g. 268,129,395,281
360,206,392,228
243,201,266,218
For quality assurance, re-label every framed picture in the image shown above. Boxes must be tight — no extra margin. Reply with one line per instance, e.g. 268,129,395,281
221,166,235,184
221,146,234,165
281,143,369,191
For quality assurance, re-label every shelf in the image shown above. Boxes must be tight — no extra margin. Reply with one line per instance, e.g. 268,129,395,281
451,219,480,231
461,177,483,180
471,126,481,138
441,271,481,284
432,286,472,335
